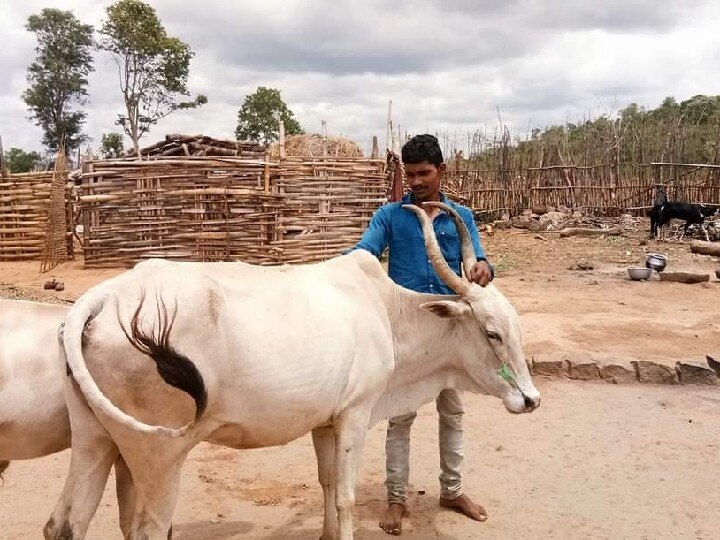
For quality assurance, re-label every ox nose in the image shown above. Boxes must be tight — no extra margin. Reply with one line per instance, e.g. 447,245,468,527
524,394,540,410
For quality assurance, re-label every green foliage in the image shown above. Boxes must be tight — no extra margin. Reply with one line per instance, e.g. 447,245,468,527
466,95,720,169
100,133,125,158
98,0,206,155
235,86,303,144
3,147,42,173
22,8,94,153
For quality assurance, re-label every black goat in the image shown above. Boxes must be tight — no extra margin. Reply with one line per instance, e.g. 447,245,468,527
649,187,668,238
655,202,719,241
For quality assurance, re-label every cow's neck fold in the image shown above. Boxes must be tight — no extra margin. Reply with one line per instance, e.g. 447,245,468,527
369,287,476,424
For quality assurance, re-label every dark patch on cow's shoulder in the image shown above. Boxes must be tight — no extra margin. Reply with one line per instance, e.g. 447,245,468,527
118,291,208,421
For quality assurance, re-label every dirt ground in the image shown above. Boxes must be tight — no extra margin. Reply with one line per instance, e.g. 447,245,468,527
1,222,719,538
2,381,719,539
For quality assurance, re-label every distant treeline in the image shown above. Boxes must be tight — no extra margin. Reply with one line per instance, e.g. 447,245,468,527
455,95,720,171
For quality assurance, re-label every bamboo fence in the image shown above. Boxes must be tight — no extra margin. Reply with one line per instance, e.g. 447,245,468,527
75,155,386,267
448,162,720,219
270,157,386,263
0,169,73,261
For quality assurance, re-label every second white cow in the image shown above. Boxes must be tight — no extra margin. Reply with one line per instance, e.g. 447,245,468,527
0,299,70,472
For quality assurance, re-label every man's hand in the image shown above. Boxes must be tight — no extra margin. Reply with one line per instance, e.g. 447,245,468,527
468,260,493,287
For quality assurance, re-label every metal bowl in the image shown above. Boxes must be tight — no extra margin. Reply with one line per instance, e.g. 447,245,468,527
645,253,667,272
628,267,652,281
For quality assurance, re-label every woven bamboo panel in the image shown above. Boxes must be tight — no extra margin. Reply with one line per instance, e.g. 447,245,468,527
271,157,387,263
0,170,73,261
76,155,386,267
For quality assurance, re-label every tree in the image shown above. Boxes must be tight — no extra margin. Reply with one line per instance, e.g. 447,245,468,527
235,86,303,144
100,133,125,158
98,0,207,157
3,147,42,173
23,9,94,154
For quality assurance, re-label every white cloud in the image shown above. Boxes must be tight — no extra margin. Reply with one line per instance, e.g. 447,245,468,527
1,0,720,157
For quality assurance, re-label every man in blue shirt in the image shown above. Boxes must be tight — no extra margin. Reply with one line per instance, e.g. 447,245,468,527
352,134,493,535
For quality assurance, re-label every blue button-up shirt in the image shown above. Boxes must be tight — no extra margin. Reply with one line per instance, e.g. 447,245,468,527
350,193,489,295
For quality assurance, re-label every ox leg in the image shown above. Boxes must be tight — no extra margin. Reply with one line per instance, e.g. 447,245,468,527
121,444,189,540
312,426,338,540
114,455,136,539
44,379,118,540
334,412,371,540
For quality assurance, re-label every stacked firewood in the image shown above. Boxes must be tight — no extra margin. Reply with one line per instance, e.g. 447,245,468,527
128,134,266,159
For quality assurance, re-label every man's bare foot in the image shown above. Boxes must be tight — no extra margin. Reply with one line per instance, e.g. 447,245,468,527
379,503,406,536
439,493,488,522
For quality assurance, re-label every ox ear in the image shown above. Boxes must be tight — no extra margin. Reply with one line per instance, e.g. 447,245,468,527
420,300,471,319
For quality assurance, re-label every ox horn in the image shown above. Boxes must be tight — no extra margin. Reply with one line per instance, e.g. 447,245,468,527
422,201,477,281
402,204,470,295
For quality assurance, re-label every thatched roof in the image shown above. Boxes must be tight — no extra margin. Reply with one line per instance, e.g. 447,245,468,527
269,134,364,158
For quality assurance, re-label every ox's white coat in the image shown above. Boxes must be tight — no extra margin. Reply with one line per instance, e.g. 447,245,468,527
0,299,70,462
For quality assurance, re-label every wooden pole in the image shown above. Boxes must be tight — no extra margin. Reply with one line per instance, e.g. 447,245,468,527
279,119,286,159
386,99,393,152
371,135,379,159
321,120,328,159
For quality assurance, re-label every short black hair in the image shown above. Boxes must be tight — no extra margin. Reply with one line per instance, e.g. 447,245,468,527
401,134,443,166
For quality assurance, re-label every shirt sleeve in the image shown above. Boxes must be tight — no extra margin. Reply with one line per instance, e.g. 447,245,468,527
345,206,390,257
461,209,487,261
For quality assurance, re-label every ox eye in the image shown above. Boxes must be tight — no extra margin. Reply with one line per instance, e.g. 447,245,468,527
486,330,502,342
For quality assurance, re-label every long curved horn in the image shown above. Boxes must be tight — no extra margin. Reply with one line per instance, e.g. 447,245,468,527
402,204,469,295
423,201,477,280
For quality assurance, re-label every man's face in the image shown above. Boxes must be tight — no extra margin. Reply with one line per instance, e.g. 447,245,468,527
405,161,444,202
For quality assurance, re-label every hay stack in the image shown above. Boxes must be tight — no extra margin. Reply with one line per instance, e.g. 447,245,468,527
269,134,364,158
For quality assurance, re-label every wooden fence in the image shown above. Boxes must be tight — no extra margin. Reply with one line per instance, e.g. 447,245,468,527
447,162,720,219
0,170,73,261
76,156,386,267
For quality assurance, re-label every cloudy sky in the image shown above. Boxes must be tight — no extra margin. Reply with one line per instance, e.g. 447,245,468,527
2,0,720,156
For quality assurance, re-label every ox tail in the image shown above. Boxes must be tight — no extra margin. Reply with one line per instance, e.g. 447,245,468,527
63,291,204,438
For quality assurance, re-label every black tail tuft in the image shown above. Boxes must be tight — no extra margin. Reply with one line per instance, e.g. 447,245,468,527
119,292,208,421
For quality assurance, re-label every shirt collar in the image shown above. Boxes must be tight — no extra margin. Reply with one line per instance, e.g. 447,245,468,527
402,191,451,205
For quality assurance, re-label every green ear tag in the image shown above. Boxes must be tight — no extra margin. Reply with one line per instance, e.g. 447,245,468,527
498,363,516,385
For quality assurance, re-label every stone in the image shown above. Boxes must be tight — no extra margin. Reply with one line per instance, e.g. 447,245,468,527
567,360,600,380
532,359,567,378
676,362,718,385
632,361,678,384
600,363,637,384
707,355,720,377
659,271,710,284
569,261,594,271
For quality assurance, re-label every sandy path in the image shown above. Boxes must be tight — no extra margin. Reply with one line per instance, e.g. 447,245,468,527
1,380,718,539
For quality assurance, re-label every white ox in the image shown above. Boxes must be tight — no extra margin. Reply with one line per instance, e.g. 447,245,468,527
0,299,70,474
0,299,136,535
46,202,540,540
